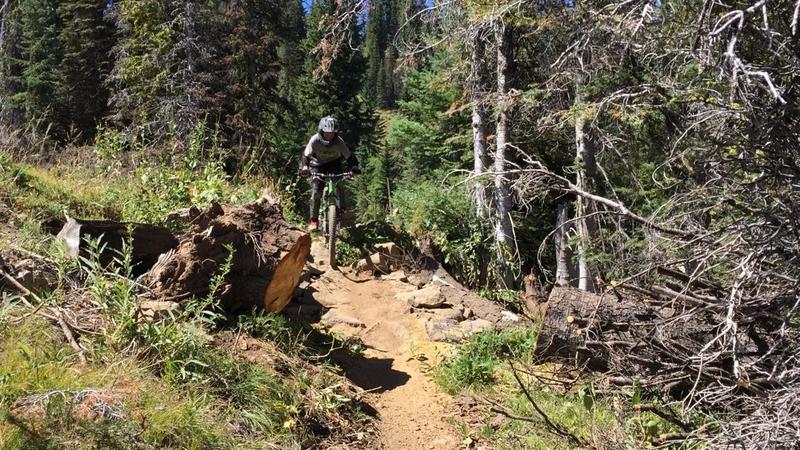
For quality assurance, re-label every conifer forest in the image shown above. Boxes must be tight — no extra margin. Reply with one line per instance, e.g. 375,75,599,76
0,0,798,448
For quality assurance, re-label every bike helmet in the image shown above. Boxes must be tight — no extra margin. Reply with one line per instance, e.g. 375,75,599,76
318,116,338,145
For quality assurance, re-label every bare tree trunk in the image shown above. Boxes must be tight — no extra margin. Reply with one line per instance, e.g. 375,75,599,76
0,0,14,115
573,52,597,292
555,200,576,286
471,26,490,217
494,21,517,288
0,0,12,50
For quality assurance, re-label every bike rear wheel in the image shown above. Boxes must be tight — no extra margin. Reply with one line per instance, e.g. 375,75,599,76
327,204,338,268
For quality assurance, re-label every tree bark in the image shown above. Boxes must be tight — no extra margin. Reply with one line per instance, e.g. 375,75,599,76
143,199,311,313
0,0,15,115
573,50,598,292
471,25,490,217
493,20,517,288
554,200,576,287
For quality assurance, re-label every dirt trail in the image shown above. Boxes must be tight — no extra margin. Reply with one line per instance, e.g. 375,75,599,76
305,240,462,450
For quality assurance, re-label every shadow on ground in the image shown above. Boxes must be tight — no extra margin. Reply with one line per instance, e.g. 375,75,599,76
330,350,410,393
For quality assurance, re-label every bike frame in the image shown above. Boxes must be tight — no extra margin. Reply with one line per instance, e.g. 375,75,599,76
312,172,352,238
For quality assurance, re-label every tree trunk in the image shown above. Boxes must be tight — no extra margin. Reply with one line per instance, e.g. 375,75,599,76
493,21,517,288
471,25,490,217
574,52,598,292
0,0,15,115
143,199,311,313
56,218,178,276
535,287,658,371
555,200,576,287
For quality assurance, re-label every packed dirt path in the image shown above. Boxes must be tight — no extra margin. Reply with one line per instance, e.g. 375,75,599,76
305,240,462,450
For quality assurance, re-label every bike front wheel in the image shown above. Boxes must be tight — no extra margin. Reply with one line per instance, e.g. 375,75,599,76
327,204,338,268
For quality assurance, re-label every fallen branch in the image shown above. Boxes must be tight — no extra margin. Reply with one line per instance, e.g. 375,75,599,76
1,269,86,363
510,361,590,447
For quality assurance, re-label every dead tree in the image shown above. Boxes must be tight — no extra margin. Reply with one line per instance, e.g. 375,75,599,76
470,23,490,217
572,47,598,292
57,218,178,275
493,19,517,288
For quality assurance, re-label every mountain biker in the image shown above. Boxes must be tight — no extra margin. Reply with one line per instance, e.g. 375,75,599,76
300,116,360,231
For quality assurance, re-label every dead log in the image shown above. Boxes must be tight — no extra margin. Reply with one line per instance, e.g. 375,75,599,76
533,286,780,399
535,287,683,373
143,200,311,313
57,218,178,275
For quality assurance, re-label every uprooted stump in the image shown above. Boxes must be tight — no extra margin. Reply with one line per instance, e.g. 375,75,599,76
57,218,178,274
143,200,311,313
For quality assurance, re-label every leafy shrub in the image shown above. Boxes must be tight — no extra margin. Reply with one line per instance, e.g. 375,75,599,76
391,180,492,288
435,328,537,393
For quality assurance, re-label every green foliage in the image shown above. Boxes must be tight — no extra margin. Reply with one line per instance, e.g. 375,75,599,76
392,180,492,288
435,329,537,393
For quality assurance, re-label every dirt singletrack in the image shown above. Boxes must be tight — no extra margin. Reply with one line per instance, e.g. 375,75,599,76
305,240,463,450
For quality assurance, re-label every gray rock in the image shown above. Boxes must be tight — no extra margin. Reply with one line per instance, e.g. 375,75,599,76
395,285,446,308
500,310,522,322
429,304,464,321
320,309,365,328
425,318,465,342
459,318,494,337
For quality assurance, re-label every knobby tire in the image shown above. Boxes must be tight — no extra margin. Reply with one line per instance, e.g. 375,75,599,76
327,204,338,269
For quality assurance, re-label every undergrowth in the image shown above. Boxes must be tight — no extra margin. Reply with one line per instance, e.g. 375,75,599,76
0,149,373,449
436,329,692,449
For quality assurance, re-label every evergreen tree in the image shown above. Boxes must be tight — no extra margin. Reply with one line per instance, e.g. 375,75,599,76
56,0,114,140
14,0,63,140
110,0,226,146
0,0,24,127
296,0,374,152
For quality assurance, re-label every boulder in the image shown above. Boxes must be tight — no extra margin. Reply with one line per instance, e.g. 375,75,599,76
425,318,464,342
427,304,465,322
355,252,391,274
459,318,494,337
395,285,446,308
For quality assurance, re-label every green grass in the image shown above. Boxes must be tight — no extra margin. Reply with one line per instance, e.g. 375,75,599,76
435,329,693,449
0,150,372,449
434,328,538,394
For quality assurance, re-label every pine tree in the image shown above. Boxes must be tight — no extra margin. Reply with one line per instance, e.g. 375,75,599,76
15,0,63,140
0,0,24,127
110,0,226,146
296,0,374,152
56,0,114,141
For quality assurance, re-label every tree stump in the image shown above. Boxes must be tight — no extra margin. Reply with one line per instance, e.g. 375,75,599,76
143,199,311,313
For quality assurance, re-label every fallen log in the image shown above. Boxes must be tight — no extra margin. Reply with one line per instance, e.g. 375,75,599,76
143,199,311,313
533,286,784,398
57,218,178,275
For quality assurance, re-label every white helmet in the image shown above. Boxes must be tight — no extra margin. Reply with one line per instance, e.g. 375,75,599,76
318,116,338,134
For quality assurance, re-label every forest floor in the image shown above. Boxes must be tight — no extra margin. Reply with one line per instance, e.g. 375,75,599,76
304,239,463,449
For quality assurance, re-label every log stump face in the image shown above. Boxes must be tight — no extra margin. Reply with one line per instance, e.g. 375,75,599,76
144,200,311,312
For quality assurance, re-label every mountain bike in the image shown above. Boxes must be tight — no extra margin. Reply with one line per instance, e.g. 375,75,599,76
313,172,353,269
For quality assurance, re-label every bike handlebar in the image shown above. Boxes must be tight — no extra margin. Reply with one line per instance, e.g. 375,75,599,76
311,172,353,181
